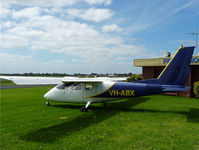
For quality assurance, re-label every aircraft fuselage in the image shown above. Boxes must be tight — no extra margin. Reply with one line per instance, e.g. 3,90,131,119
44,81,163,103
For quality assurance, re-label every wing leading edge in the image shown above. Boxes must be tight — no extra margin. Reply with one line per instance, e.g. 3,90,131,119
61,77,127,83
0,76,127,85
0,76,64,85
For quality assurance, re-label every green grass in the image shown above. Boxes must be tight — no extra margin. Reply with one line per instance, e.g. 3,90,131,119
0,79,16,86
1,87,199,150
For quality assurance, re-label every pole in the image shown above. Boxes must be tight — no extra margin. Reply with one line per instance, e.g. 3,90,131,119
187,26,199,55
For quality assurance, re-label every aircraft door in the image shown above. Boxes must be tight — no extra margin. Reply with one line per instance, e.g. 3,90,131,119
83,82,98,101
64,83,83,102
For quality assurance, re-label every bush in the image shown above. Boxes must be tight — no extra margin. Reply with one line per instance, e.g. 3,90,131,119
194,81,199,98
127,74,142,82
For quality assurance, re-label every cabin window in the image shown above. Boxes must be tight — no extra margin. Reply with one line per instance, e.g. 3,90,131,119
56,82,74,90
65,82,74,89
86,83,93,90
72,83,81,90
57,83,81,90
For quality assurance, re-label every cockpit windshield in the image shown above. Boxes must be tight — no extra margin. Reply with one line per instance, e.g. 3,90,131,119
56,83,81,90
56,84,65,89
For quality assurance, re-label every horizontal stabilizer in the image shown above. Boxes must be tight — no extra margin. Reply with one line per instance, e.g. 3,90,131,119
163,87,190,92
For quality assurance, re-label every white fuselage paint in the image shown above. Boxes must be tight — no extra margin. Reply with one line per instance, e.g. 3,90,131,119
44,81,118,103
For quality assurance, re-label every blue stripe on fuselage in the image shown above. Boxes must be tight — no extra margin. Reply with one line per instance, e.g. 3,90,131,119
92,82,163,98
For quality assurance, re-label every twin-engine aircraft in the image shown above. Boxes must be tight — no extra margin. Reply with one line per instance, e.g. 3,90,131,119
1,46,195,112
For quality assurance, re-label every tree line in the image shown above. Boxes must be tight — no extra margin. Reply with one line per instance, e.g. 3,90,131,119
0,72,141,77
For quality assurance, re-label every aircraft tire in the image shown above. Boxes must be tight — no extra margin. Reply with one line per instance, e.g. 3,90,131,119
81,107,88,112
46,101,50,106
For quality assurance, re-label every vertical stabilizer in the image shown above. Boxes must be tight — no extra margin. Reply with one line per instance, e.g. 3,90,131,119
158,46,195,85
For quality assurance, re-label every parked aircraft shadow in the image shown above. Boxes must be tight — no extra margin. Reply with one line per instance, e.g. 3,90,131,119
20,97,148,143
53,103,199,124
20,97,199,143
127,108,199,123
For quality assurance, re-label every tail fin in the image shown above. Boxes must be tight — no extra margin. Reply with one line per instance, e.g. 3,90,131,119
158,46,195,85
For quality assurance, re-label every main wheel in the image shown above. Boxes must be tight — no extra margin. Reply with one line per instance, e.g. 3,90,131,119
81,107,88,112
46,101,50,106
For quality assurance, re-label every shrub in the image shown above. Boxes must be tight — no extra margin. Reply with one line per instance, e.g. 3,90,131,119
193,81,199,98
127,74,142,82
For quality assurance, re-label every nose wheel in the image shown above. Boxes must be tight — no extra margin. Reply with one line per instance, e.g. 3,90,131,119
46,101,50,106
81,101,91,112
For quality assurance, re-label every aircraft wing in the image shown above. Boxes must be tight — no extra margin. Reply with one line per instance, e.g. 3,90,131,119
97,77,128,82
0,76,71,85
61,78,104,83
61,77,127,83
0,76,127,85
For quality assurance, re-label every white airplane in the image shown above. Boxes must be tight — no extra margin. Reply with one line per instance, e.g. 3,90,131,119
1,46,195,112
0,76,127,111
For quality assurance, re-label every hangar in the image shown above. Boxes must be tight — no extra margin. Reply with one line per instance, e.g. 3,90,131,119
134,55,199,97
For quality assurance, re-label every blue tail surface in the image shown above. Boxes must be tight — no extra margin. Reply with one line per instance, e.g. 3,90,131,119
157,46,195,85
134,46,195,88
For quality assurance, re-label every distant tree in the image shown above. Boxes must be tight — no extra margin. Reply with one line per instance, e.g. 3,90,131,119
127,74,142,82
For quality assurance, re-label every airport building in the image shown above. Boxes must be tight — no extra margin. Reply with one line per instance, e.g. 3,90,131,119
134,56,199,97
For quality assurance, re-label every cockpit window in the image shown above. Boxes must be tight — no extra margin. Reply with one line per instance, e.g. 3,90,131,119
56,83,81,90
56,84,65,89
72,83,81,90
65,82,74,88
86,83,93,90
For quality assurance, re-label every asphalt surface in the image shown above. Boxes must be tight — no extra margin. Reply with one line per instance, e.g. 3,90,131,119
0,84,56,89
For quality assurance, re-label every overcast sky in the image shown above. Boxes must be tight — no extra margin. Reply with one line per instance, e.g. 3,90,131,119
1,0,199,74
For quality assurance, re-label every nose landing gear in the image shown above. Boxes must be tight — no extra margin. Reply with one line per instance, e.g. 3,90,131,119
46,100,50,106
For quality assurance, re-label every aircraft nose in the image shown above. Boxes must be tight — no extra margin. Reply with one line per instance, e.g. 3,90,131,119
44,87,57,100
44,92,49,99
44,90,53,99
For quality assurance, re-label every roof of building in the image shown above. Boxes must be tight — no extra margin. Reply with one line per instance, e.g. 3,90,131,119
134,56,199,67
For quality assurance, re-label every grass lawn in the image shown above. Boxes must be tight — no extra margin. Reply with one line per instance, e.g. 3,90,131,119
0,87,199,150
0,79,16,86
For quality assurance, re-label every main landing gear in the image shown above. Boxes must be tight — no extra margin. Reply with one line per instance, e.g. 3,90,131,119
81,101,91,112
